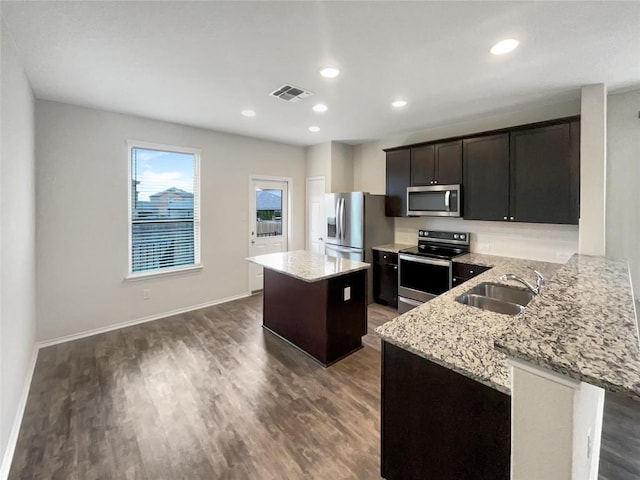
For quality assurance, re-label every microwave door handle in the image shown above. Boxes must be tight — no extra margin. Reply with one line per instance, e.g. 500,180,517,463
444,190,451,211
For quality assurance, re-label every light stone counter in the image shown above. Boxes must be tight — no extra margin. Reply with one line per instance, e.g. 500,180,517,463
376,254,561,394
246,250,370,283
495,254,640,399
376,252,640,398
371,243,414,253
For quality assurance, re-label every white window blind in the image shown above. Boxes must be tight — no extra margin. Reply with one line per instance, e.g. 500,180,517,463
129,144,200,274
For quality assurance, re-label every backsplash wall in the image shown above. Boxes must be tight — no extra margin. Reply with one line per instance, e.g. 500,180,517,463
395,217,578,264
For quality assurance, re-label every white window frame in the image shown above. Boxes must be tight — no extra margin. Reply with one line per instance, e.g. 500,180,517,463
125,140,202,281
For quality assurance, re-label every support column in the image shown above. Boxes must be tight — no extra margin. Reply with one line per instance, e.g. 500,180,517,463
579,84,607,255
509,359,605,480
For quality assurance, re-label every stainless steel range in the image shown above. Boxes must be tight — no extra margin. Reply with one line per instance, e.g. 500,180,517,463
397,230,470,314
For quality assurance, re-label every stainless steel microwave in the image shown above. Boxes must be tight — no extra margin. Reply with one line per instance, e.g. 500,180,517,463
406,184,461,217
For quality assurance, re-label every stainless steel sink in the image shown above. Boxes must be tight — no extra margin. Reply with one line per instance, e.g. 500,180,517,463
456,293,524,315
455,282,535,315
465,282,534,307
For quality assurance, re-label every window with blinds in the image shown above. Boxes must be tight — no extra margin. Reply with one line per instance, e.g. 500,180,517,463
129,144,200,275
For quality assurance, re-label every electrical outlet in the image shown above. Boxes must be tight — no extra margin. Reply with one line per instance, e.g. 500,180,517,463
343,286,351,301
143,289,151,300
477,241,491,253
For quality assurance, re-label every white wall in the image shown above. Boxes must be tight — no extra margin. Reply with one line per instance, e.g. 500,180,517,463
305,141,354,193
35,100,305,341
353,99,582,261
607,88,640,299
331,142,354,193
305,142,332,192
579,84,607,256
0,20,37,472
396,217,578,263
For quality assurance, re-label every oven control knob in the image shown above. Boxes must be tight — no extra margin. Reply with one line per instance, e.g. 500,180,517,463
460,234,466,240
453,234,459,239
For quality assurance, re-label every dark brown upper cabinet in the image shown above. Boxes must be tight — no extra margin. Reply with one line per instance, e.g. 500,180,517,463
463,134,510,221
509,120,580,224
385,149,411,217
410,140,462,186
463,119,579,224
385,115,579,224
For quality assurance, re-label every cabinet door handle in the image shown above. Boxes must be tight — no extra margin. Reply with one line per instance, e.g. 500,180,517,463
393,266,398,270
503,216,508,220
510,216,515,220
383,255,387,259
469,270,474,274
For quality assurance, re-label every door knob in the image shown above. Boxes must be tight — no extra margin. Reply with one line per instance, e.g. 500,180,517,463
251,240,255,244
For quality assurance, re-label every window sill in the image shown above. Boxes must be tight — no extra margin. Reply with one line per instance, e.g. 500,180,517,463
124,264,203,282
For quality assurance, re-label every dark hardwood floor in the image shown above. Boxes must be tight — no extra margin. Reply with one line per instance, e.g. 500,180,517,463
8,295,640,479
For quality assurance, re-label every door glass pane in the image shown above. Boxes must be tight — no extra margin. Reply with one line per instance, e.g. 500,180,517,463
256,188,283,237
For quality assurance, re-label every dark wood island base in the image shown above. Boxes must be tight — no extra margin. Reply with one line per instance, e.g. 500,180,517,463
263,267,367,366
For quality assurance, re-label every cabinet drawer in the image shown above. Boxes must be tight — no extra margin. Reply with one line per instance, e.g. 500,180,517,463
452,262,490,279
374,250,398,265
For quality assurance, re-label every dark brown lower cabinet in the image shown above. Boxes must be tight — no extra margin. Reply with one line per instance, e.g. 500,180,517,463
263,268,367,366
381,341,511,480
373,250,398,307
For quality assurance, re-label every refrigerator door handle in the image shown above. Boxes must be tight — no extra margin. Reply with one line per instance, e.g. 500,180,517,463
335,198,341,239
337,198,343,241
340,198,346,240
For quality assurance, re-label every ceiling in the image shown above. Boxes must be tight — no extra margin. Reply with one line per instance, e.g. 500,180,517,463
2,1,639,146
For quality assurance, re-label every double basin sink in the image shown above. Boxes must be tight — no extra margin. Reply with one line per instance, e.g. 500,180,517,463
456,282,535,315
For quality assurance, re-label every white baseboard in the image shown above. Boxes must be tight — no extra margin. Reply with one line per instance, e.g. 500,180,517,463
0,292,251,478
38,292,251,348
0,346,39,480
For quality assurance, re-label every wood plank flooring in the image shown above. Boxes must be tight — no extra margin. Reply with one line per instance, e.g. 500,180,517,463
8,294,640,479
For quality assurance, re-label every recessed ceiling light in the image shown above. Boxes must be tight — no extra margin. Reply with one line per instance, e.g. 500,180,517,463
241,109,256,117
320,66,340,78
312,103,328,113
391,99,408,108
490,38,519,55
308,126,320,132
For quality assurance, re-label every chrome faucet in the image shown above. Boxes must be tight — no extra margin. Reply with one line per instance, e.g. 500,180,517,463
500,270,545,295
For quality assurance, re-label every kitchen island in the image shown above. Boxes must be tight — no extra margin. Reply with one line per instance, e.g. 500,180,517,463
376,253,639,480
247,250,370,366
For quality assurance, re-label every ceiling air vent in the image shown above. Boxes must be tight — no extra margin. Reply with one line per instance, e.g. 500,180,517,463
270,84,314,102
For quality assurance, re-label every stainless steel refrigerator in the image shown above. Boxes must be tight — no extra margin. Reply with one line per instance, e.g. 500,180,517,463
324,192,394,300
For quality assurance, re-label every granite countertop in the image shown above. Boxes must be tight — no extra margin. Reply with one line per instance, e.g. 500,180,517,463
376,254,561,394
376,252,640,398
246,250,370,283
372,243,414,253
495,254,640,399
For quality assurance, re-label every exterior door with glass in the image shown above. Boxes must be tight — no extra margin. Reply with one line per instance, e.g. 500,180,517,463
249,178,288,292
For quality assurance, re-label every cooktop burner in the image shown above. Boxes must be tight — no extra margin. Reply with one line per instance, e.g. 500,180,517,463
400,229,470,260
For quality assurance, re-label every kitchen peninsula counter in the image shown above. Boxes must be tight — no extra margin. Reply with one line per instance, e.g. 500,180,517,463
247,250,370,366
376,252,640,397
376,254,560,394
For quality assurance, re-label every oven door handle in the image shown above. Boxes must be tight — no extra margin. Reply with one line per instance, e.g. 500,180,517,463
399,254,451,268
